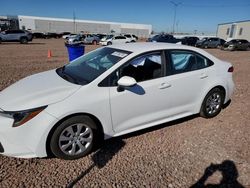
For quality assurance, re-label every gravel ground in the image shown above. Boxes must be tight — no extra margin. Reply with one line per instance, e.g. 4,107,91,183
0,39,249,188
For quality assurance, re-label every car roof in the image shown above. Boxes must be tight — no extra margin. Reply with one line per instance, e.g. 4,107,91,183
109,42,200,53
108,42,220,63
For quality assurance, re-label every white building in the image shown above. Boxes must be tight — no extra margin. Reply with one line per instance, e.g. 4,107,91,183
217,20,250,41
17,15,152,38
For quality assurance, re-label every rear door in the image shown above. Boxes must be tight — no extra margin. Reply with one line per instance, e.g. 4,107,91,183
9,30,23,41
162,50,215,113
4,30,16,41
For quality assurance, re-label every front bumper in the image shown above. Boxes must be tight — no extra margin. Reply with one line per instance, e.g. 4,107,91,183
0,110,58,158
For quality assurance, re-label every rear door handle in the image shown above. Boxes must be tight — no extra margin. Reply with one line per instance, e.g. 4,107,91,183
159,83,171,89
200,73,208,79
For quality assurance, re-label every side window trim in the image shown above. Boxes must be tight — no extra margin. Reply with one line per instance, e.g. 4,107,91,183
165,49,214,75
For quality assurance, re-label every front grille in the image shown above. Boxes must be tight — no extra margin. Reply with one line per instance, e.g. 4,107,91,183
0,142,4,153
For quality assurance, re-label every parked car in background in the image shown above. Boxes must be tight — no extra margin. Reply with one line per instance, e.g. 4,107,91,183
59,32,71,38
96,34,107,40
44,32,61,39
181,36,199,46
221,39,249,51
0,30,33,44
62,34,77,39
0,43,234,160
123,34,137,42
196,37,226,48
100,35,129,45
195,37,208,48
83,34,100,45
32,32,46,39
147,34,180,43
65,34,84,44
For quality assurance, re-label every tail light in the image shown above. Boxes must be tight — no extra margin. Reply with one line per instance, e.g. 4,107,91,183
228,66,234,73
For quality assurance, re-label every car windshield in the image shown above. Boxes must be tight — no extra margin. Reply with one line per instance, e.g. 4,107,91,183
57,47,131,85
200,38,207,41
151,35,160,40
125,35,131,38
106,35,113,40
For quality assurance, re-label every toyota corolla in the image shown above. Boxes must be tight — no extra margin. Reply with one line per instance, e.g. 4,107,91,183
0,43,234,160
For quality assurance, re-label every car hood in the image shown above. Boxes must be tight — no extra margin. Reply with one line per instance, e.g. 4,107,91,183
0,70,81,111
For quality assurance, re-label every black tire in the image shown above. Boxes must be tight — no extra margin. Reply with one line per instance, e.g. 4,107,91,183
92,40,97,45
50,115,99,160
200,88,224,118
107,41,112,45
0,37,2,44
20,37,28,44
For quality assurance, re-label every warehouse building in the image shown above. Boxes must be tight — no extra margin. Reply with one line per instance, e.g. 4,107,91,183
13,15,152,38
217,20,250,41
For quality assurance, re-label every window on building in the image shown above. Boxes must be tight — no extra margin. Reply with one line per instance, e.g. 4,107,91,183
239,28,243,35
226,28,230,35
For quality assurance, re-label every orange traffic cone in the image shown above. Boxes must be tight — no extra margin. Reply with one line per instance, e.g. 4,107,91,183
47,50,52,58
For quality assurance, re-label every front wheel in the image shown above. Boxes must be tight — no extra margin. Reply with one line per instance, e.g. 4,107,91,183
107,41,112,45
50,115,98,160
200,88,224,118
20,37,28,44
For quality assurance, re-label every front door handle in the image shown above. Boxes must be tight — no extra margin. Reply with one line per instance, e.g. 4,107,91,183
200,73,208,79
159,83,171,89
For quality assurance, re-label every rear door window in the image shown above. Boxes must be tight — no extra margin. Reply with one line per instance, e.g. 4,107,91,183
168,50,214,74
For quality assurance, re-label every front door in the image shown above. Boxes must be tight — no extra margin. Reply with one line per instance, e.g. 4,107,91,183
109,51,173,133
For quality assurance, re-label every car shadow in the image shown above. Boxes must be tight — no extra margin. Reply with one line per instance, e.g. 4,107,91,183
66,138,125,188
222,99,231,109
190,160,245,188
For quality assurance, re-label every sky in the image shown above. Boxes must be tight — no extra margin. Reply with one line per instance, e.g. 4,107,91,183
1,0,250,34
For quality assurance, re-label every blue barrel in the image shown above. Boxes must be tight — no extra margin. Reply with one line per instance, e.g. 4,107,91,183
65,44,85,62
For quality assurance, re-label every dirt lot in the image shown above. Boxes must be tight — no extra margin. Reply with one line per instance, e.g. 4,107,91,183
0,39,249,188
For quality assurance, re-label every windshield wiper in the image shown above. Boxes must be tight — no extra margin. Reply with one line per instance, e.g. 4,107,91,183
58,66,80,84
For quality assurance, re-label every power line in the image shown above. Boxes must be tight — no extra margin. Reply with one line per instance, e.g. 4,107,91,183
170,1,182,34
181,3,250,8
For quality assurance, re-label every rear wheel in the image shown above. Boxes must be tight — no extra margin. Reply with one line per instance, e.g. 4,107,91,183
107,41,112,45
0,38,2,44
20,37,28,44
92,40,97,45
50,115,99,160
200,88,224,118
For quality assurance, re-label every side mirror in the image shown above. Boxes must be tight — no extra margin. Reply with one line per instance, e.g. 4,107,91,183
117,76,137,92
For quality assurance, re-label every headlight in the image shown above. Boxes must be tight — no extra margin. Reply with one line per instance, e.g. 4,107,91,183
0,106,47,127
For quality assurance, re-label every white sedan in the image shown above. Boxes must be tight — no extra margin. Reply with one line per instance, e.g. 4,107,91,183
100,35,130,46
0,43,234,160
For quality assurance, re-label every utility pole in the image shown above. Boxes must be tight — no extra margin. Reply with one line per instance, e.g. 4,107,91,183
170,1,181,34
73,11,76,33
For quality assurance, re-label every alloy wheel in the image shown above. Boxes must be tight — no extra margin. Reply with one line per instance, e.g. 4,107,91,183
205,93,222,115
58,123,93,156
